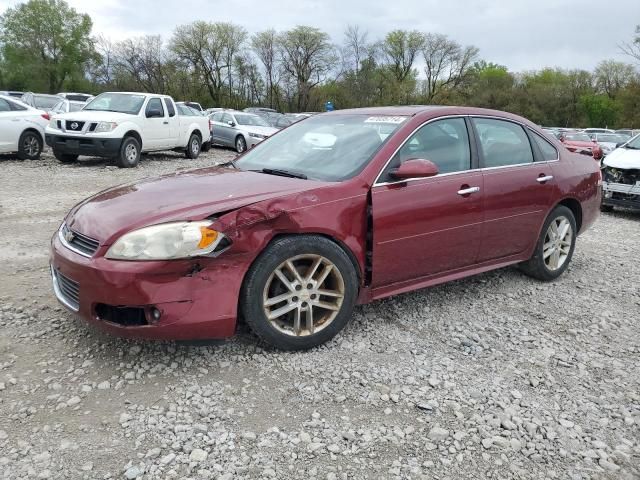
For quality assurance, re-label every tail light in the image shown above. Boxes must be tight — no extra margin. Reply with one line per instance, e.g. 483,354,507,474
208,119,213,132
41,113,50,120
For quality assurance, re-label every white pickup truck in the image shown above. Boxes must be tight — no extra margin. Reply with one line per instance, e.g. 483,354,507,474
45,92,211,168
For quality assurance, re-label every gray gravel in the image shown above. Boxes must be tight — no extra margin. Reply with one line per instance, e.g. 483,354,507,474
0,149,639,479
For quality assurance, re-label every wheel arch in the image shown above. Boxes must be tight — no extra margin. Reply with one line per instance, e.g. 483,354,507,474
555,197,583,233
21,127,44,143
123,130,142,149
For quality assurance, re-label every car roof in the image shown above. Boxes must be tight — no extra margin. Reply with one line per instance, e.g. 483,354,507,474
0,95,34,108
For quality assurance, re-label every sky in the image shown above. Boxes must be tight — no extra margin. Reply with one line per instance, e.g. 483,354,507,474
0,0,638,72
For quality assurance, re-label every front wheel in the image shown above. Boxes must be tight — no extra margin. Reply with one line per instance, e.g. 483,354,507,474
53,150,78,163
116,136,140,168
17,131,43,160
185,133,201,159
240,236,358,350
519,205,577,281
235,135,247,153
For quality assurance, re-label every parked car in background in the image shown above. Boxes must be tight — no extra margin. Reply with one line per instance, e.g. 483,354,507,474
583,128,614,138
210,110,278,153
559,131,603,160
0,90,24,98
51,99,86,115
45,92,211,167
601,134,640,212
592,133,629,157
181,101,203,112
243,107,284,127
49,106,601,350
20,92,62,113
0,94,48,159
57,92,94,102
205,107,223,115
615,129,640,138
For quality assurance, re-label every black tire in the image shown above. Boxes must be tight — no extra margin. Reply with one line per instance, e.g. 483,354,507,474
17,130,43,160
240,235,358,351
185,133,201,159
519,205,577,282
116,136,141,168
53,149,78,163
235,135,247,154
201,141,211,153
600,203,614,213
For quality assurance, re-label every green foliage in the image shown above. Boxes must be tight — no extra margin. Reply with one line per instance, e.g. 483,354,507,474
0,0,96,92
579,94,620,128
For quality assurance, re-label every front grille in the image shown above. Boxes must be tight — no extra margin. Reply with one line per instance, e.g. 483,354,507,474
52,268,80,311
65,120,85,132
61,224,100,256
95,304,148,326
88,122,97,132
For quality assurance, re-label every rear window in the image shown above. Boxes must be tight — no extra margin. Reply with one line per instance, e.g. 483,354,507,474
531,132,558,161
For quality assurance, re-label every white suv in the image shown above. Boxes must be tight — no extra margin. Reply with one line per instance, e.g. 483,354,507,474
45,92,211,168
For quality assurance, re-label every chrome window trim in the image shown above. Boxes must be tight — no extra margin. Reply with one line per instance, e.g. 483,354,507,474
50,265,80,312
372,115,472,187
58,223,93,258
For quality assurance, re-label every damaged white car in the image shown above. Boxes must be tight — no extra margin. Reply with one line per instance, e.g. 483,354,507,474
601,134,640,212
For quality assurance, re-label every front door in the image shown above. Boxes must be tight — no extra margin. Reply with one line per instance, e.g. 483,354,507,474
372,117,484,289
471,117,555,262
0,98,22,152
143,97,171,149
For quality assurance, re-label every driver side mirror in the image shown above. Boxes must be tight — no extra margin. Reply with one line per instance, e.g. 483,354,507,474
390,159,439,180
227,120,236,127
146,108,163,118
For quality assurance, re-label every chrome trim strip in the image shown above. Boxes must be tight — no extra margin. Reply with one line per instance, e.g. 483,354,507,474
58,223,92,258
50,265,79,312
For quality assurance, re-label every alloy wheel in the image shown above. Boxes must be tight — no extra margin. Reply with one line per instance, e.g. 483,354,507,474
191,138,200,155
125,143,138,162
23,134,39,156
262,254,345,337
543,216,573,271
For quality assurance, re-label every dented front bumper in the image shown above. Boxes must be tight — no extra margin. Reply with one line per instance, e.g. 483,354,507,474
49,231,245,340
602,181,640,209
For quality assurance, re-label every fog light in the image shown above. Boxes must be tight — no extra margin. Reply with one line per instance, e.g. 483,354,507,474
150,307,161,321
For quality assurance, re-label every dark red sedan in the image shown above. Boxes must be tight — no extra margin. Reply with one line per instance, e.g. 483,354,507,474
50,106,601,350
559,132,603,160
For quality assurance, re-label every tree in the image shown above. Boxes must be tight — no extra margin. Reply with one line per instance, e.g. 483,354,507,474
380,30,424,83
580,94,620,128
422,34,479,102
620,24,640,63
593,60,637,98
252,29,280,108
466,61,514,110
278,26,336,111
0,0,96,92
112,36,173,93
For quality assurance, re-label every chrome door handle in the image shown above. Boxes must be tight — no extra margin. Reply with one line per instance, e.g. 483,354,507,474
537,175,553,183
163,121,169,125
457,186,480,196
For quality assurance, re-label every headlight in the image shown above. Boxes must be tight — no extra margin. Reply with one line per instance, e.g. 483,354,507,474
49,118,58,129
105,221,228,260
249,133,267,139
94,122,118,133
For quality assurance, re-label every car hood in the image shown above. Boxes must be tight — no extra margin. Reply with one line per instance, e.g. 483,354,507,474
241,125,279,136
66,167,323,243
51,110,136,122
602,147,640,169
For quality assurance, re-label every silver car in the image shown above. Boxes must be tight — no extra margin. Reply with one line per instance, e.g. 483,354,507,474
51,99,86,115
210,110,278,153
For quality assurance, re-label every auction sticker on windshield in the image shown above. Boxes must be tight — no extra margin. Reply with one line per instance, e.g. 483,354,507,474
364,116,406,124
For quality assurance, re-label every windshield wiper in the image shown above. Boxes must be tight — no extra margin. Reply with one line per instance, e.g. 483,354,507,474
624,145,639,150
260,168,308,179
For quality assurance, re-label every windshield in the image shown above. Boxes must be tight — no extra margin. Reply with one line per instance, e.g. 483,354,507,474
69,102,84,112
237,114,407,181
35,96,60,109
564,133,592,142
84,93,146,114
596,134,626,143
626,134,640,149
235,114,269,127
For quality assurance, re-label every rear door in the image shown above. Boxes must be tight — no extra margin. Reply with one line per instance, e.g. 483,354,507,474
210,112,224,143
472,117,556,262
219,112,237,146
0,98,23,152
371,117,484,289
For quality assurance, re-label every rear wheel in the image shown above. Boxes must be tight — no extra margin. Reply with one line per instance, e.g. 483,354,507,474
116,136,140,168
53,149,78,163
185,133,201,159
519,205,577,281
240,236,358,350
17,131,42,160
235,135,247,153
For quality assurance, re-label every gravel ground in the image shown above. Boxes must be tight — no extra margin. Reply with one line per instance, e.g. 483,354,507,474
0,149,639,480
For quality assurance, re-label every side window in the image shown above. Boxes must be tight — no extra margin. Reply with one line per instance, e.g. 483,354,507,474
164,98,176,117
212,112,222,122
222,113,233,124
531,131,558,161
7,99,26,111
392,118,471,175
0,99,11,112
473,118,534,168
145,98,164,117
